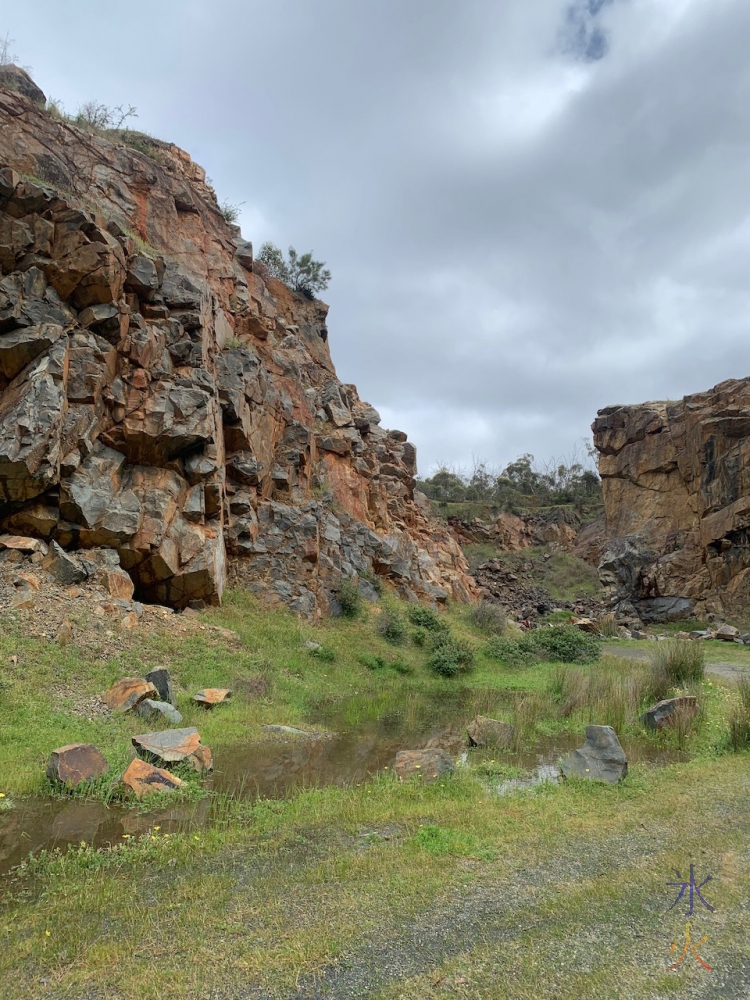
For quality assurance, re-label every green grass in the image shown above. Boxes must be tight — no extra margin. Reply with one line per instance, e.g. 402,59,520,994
1,590,749,998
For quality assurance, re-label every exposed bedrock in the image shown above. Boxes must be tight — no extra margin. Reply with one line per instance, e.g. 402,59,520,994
593,379,750,620
0,74,477,612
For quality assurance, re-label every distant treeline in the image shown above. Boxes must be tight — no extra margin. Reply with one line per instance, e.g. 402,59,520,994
417,450,602,514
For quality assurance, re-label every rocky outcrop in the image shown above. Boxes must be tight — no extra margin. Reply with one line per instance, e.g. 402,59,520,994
594,378,750,620
448,509,584,554
0,72,476,613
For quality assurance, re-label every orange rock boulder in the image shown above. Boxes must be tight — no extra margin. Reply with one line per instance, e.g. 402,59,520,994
121,758,183,798
193,688,232,708
46,743,109,788
103,678,158,713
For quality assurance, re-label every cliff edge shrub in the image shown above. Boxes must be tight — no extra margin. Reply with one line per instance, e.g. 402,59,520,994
256,242,331,299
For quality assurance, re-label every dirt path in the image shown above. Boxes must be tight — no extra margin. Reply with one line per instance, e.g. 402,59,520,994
236,820,750,999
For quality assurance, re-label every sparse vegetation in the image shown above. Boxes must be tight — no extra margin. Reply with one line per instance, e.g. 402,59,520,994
377,609,407,645
336,579,362,618
649,638,705,687
219,200,244,225
75,99,138,131
0,31,23,67
256,241,331,299
729,676,750,751
467,600,507,635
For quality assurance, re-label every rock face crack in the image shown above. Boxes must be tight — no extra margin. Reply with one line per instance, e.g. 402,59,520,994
593,378,750,620
0,75,477,612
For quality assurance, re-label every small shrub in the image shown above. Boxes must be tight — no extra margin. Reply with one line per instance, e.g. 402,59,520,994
412,627,428,647
309,646,336,663
467,601,507,635
119,131,165,163
360,569,383,596
255,242,331,298
220,200,244,225
377,610,407,645
358,654,386,671
391,658,412,675
427,633,475,677
407,605,448,632
75,100,138,131
595,613,620,638
337,579,362,618
649,640,705,686
524,624,601,664
485,635,537,666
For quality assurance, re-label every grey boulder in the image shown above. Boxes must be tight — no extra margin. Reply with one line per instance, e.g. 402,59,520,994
560,725,628,784
136,699,183,725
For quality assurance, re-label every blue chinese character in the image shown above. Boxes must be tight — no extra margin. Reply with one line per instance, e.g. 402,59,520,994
667,865,714,916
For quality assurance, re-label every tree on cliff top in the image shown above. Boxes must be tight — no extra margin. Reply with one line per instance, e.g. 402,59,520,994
256,242,331,300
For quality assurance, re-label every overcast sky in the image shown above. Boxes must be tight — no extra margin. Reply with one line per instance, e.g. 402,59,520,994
4,0,750,475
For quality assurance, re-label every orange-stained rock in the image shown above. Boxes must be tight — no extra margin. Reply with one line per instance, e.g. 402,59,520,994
121,758,183,798
394,749,454,783
0,534,48,554
193,688,232,707
0,75,478,616
46,743,109,787
132,727,213,773
103,677,157,713
99,567,135,600
594,378,750,619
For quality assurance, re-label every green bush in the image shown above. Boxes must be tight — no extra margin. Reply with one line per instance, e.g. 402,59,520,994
255,242,331,299
391,658,412,675
649,639,705,686
523,625,601,664
485,635,537,666
358,654,386,671
411,627,428,647
377,610,407,645
308,646,336,663
407,606,448,632
427,632,475,677
337,580,362,618
467,601,507,635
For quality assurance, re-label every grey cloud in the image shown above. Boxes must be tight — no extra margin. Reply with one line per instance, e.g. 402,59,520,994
5,0,750,474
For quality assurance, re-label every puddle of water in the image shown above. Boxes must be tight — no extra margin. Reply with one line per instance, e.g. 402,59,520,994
0,687,687,880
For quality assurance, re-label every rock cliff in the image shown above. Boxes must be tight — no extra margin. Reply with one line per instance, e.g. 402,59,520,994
593,378,750,621
0,72,476,613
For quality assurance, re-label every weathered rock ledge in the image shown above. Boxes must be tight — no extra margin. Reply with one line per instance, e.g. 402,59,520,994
0,72,476,613
593,377,750,620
